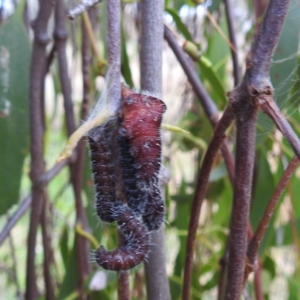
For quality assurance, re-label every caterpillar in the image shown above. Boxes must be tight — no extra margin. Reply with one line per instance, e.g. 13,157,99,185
142,186,165,231
95,203,149,271
88,118,119,223
119,86,166,230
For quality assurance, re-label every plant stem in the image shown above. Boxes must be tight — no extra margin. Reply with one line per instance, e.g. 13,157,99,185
41,195,55,300
140,1,170,300
107,0,121,113
26,1,54,298
118,271,130,300
55,1,90,297
224,0,291,298
225,100,258,300
164,25,218,122
164,25,235,180
223,0,240,86
260,100,300,160
247,156,298,268
55,0,76,136
182,106,235,300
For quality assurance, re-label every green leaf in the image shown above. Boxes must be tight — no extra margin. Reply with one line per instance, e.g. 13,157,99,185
59,225,70,270
165,8,192,41
0,3,31,215
262,255,276,279
57,239,79,300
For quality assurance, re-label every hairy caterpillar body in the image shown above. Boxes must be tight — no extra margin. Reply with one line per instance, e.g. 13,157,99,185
88,118,119,223
117,134,148,217
119,87,166,230
95,203,149,271
142,186,165,231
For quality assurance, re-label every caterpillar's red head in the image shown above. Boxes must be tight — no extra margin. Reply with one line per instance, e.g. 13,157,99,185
120,85,166,139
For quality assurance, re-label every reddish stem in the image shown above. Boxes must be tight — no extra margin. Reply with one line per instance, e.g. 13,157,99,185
182,106,235,300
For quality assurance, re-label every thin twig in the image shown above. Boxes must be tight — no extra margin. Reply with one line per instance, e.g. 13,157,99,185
107,0,121,113
253,0,268,34
140,1,170,299
253,262,264,300
25,0,54,298
247,156,298,269
41,195,55,300
82,12,105,65
81,15,91,121
56,1,90,297
163,25,235,180
223,0,240,86
0,196,32,245
0,156,71,246
288,183,300,272
182,106,235,300
260,100,300,160
118,271,130,300
204,8,236,52
164,25,218,123
54,0,76,136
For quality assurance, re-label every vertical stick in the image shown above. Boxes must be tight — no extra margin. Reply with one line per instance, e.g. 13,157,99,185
25,1,54,299
55,1,90,297
223,0,240,86
140,1,171,300
107,0,121,112
41,195,55,300
225,101,258,300
118,271,130,300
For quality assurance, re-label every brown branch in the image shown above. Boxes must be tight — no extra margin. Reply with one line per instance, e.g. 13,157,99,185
81,16,91,121
118,271,130,300
107,0,121,112
54,0,76,136
225,99,258,300
254,262,264,300
25,0,54,298
140,1,170,299
165,23,236,299
164,25,218,123
247,156,298,269
223,0,240,86
253,0,268,34
55,1,90,297
260,100,300,160
224,0,291,299
182,106,235,300
163,25,235,180
41,195,55,300
0,196,32,245
0,156,71,246
247,0,290,81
